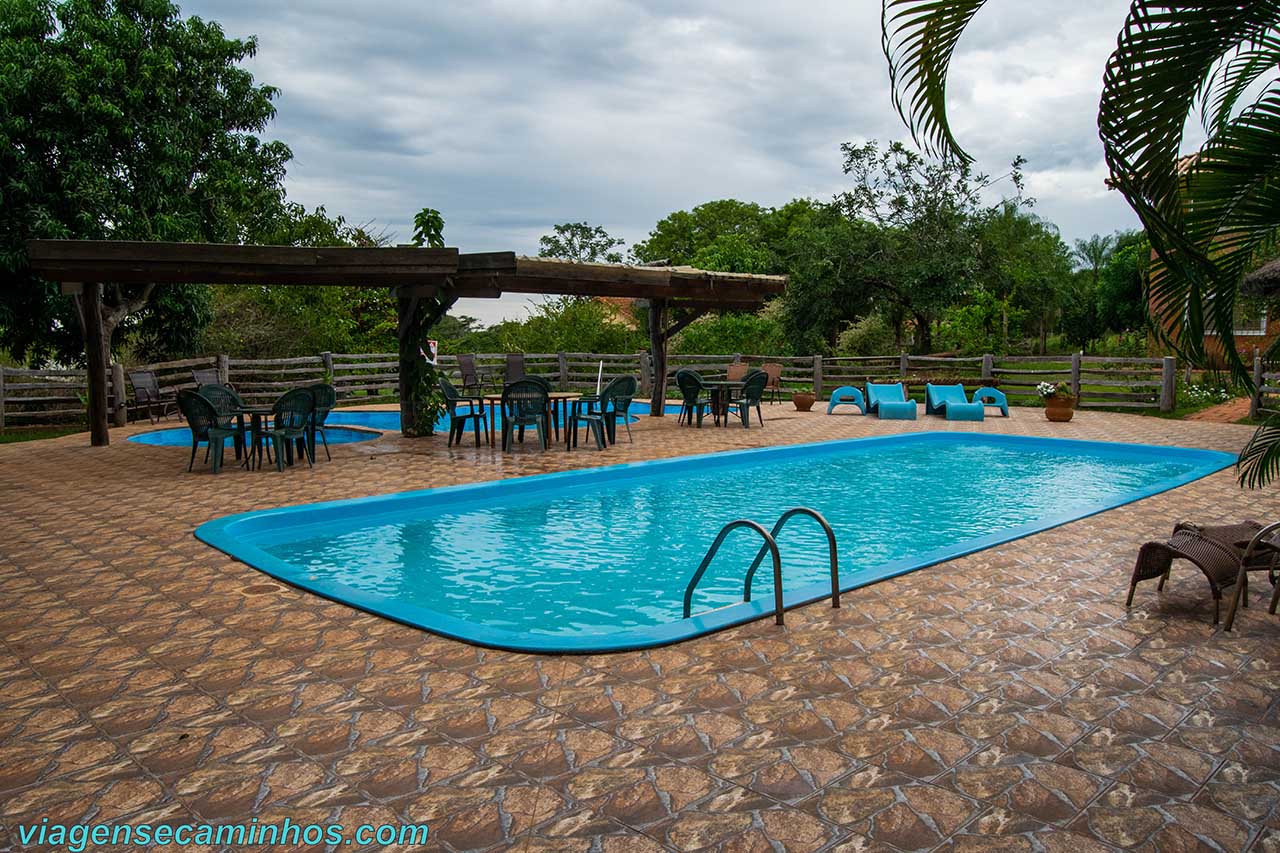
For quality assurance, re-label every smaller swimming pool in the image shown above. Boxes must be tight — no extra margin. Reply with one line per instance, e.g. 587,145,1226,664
129,403,681,446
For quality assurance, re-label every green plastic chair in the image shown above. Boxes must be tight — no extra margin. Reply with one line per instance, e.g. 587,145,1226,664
176,389,236,474
675,369,710,427
439,376,489,447
501,379,549,452
729,370,768,428
265,388,315,471
604,375,638,443
196,383,247,461
306,383,338,460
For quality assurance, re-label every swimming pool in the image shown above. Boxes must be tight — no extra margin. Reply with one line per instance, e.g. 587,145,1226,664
129,403,675,446
195,433,1234,653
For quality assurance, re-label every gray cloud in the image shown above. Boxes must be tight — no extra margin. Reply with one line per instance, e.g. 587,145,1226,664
188,0,1140,324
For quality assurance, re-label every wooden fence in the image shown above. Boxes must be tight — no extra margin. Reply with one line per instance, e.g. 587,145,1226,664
0,350,1179,427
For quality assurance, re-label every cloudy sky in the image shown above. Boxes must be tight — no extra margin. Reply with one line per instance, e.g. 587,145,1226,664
186,0,1141,324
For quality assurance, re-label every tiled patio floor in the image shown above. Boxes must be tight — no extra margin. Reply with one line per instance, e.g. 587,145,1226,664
1,405,1278,852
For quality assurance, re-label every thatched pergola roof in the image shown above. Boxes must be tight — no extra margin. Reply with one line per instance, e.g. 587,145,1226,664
1243,258,1280,297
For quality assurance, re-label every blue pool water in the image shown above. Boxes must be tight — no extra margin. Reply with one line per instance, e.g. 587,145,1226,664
130,404,671,447
195,434,1234,653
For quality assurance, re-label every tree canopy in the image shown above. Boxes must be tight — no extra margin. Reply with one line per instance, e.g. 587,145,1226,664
0,0,312,365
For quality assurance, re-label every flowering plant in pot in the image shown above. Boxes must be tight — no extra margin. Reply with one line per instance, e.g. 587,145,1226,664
1037,381,1075,422
792,384,816,412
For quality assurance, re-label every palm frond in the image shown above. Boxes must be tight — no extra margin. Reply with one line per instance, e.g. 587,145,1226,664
881,0,988,160
1100,1,1280,383
1198,29,1280,133
1237,413,1280,488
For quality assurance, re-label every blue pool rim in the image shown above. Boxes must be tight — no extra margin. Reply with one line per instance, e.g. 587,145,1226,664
193,433,1236,655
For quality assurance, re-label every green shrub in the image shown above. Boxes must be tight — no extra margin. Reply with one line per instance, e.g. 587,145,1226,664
834,315,895,356
671,311,786,355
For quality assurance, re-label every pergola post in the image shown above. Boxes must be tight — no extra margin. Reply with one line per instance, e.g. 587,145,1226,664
397,293,421,436
81,282,111,446
648,299,668,416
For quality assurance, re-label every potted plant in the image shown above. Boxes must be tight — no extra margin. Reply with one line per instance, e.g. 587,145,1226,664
1037,381,1075,422
792,384,816,412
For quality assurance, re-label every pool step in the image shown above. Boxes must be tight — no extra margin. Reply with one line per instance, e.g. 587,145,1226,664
681,507,839,625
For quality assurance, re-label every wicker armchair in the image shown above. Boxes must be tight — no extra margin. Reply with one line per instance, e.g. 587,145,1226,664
195,383,247,462
439,377,488,447
728,370,768,428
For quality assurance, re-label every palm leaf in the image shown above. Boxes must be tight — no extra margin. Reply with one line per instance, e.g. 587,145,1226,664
881,0,988,160
1198,29,1280,133
1238,413,1280,488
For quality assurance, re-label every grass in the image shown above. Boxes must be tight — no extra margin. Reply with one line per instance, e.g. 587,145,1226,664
0,425,84,444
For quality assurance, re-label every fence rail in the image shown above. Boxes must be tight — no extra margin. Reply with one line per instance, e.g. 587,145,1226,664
0,349,1179,427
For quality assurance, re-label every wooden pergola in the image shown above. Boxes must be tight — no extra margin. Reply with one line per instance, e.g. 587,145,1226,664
25,240,786,446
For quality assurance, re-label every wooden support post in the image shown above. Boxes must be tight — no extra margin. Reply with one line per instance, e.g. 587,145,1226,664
648,300,668,416
557,352,569,387
111,362,127,427
218,353,232,385
82,282,110,446
899,352,909,379
813,355,823,399
397,294,420,435
1160,356,1176,413
639,351,652,397
1070,351,1082,401
1252,349,1264,419
981,354,993,382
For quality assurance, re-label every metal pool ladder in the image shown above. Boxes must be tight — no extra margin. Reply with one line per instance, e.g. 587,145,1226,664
682,507,839,625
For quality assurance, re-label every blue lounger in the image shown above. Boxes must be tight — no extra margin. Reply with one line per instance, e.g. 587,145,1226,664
866,382,917,420
826,385,866,415
925,383,985,421
972,386,1009,417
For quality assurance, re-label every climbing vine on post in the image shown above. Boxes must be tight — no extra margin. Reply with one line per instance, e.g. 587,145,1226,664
399,207,452,437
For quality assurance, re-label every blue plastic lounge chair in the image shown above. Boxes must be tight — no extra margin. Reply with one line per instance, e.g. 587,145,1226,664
973,387,1009,417
926,383,986,421
866,383,917,420
826,385,867,415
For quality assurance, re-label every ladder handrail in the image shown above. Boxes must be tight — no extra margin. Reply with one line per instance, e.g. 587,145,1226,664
682,519,785,624
743,507,841,609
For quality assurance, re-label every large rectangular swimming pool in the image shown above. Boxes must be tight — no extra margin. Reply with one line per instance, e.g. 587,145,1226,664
195,433,1235,652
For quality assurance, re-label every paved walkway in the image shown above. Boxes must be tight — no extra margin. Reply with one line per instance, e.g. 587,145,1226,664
1188,397,1252,423
0,407,1277,851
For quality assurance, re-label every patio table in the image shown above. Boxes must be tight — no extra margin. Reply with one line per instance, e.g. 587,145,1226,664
236,406,310,470
701,380,745,427
481,391,581,447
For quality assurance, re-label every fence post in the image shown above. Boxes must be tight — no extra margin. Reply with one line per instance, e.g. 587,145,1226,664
0,368,6,431
639,352,652,397
558,352,569,386
981,354,993,383
1160,356,1176,412
111,362,127,427
1252,349,1264,418
217,353,231,385
1070,351,1082,401
320,351,334,382
813,355,824,399
899,352,909,379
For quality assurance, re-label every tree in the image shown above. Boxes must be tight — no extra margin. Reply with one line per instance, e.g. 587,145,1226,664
1072,234,1117,284
688,234,773,274
837,141,1023,352
631,200,770,265
880,0,1280,484
1097,236,1151,332
0,0,298,366
976,202,1074,353
538,222,625,263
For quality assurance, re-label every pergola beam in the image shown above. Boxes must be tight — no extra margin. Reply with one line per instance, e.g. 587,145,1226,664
24,239,786,443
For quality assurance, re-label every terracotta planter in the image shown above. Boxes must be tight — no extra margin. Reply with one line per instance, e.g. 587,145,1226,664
1044,395,1076,422
793,392,815,412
